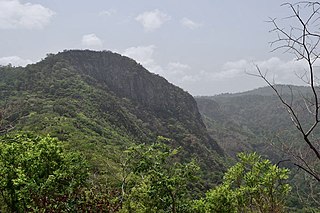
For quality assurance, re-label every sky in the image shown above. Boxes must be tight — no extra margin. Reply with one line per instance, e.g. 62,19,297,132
0,0,315,95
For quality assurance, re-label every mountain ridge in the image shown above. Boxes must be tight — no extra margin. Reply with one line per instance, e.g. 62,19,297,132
195,85,318,159
0,49,225,180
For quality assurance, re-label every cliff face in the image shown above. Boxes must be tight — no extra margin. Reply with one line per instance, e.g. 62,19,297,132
55,51,204,130
50,50,223,154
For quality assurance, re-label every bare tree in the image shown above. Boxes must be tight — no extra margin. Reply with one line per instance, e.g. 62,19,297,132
252,1,320,182
0,100,21,135
0,107,14,135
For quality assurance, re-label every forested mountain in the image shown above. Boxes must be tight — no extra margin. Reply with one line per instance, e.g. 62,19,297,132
196,86,320,209
0,50,224,179
196,85,318,158
0,50,317,211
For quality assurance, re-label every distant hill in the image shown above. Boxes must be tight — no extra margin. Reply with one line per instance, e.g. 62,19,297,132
0,50,224,181
196,85,320,208
202,85,311,98
196,85,318,159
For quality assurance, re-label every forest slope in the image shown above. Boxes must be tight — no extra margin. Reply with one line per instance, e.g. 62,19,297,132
0,50,224,181
196,85,318,159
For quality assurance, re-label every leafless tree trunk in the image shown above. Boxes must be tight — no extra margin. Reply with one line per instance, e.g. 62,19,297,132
252,1,320,182
0,103,16,135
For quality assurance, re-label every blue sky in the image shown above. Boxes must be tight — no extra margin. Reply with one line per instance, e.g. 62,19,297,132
0,0,311,95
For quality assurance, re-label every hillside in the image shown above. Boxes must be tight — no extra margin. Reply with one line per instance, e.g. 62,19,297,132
196,86,320,209
0,50,224,182
196,85,319,158
1,51,318,211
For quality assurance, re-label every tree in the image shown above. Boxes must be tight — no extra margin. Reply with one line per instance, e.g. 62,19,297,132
0,133,89,212
0,101,20,135
251,1,320,182
193,153,291,213
119,138,200,213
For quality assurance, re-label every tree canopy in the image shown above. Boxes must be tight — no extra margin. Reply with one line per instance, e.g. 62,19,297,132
194,153,291,213
0,133,88,212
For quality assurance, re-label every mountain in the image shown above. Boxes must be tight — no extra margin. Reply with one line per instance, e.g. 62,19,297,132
0,50,224,180
196,85,319,159
196,85,320,208
207,85,311,98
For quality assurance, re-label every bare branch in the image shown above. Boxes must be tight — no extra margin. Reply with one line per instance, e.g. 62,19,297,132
251,1,320,181
294,163,320,182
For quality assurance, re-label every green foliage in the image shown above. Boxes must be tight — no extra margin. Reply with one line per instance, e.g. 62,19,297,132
0,133,88,212
196,90,320,210
0,50,227,211
194,153,291,213
196,91,314,158
0,51,225,191
120,140,200,213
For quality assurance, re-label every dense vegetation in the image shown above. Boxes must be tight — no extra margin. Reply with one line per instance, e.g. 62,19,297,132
0,50,316,211
196,87,320,210
194,153,291,213
0,50,224,180
0,134,88,212
0,50,226,212
0,133,291,212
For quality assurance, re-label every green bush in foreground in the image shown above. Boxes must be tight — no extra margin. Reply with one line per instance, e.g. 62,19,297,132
0,133,292,212
120,139,200,213
0,133,89,212
194,152,291,213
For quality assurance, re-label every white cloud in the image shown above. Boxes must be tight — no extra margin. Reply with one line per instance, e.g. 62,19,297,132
135,9,170,32
0,0,55,29
186,57,319,95
180,17,202,30
122,45,159,70
166,62,191,80
168,62,190,71
122,45,187,80
99,9,116,16
209,57,314,85
121,45,316,95
163,57,315,93
81,34,103,49
122,45,204,86
123,45,156,65
0,56,32,67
